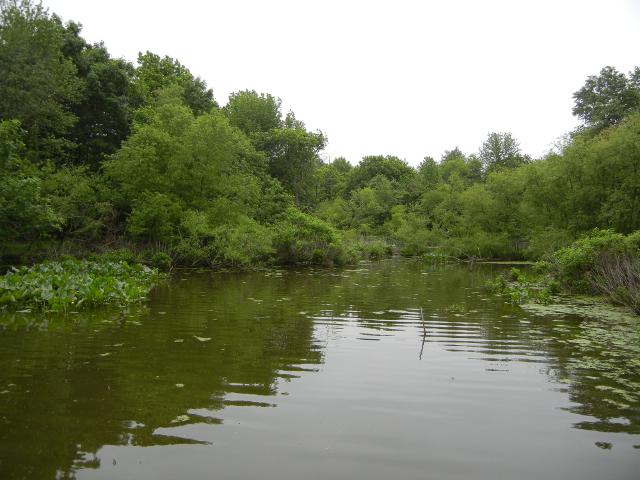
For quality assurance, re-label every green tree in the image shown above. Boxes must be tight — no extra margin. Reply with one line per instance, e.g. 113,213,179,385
254,124,326,207
347,155,415,191
0,120,59,247
479,132,527,173
573,66,640,132
224,90,282,136
0,0,82,162
134,51,216,115
61,21,138,167
312,157,351,203
417,156,441,189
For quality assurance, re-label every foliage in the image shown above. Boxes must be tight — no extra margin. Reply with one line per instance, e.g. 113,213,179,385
485,267,559,305
272,208,355,266
0,259,162,311
224,90,282,135
551,229,639,294
40,164,113,240
591,252,640,314
134,51,216,115
484,230,640,314
62,23,138,167
127,192,183,242
573,66,640,133
0,120,59,247
0,0,639,288
175,211,274,267
0,0,82,162
254,122,326,206
479,132,528,173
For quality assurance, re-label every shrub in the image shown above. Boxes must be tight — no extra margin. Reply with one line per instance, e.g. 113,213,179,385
175,210,274,267
127,192,183,242
590,253,640,314
544,229,640,312
552,229,629,292
272,208,353,266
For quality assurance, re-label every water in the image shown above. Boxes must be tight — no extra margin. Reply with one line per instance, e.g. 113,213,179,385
1,259,639,479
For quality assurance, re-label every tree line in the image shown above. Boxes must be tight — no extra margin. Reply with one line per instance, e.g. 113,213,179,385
1,0,639,268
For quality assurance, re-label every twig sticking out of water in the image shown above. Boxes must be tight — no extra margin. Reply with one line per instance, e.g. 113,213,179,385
419,307,427,360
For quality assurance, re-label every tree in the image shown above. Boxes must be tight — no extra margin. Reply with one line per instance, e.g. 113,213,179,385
0,120,59,245
224,90,282,136
134,51,217,115
479,132,527,173
347,155,416,192
439,148,482,185
573,66,640,132
254,126,326,207
60,21,138,167
0,0,82,162
417,156,441,189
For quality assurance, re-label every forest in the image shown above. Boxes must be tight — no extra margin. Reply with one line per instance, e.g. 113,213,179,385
1,0,639,312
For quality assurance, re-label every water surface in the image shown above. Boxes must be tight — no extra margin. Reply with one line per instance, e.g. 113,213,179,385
1,259,639,479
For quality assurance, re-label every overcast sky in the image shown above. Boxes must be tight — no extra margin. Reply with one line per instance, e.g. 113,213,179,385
45,0,640,165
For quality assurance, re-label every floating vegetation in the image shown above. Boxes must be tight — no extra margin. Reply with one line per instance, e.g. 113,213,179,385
485,267,559,305
193,336,211,342
521,296,639,323
595,441,613,450
0,260,163,312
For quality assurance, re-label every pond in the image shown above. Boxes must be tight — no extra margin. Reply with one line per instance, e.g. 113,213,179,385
0,259,639,479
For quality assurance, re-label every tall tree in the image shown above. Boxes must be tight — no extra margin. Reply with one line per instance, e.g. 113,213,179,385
573,66,640,133
224,90,282,136
61,21,138,167
479,132,527,173
0,0,82,162
254,125,326,207
134,51,217,115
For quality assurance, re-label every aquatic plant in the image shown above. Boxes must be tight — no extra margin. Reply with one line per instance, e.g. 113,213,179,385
484,267,557,305
0,259,163,312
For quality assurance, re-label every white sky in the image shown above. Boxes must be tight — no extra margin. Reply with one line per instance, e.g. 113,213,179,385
45,0,640,165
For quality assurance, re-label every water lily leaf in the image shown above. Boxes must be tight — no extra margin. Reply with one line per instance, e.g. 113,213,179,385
171,414,190,423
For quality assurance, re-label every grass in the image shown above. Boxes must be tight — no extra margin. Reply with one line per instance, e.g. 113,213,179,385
0,259,163,312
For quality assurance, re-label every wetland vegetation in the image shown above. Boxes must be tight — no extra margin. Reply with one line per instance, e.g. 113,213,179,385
1,1,639,290
0,1,639,479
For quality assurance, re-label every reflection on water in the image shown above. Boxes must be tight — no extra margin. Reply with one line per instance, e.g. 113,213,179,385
0,259,639,479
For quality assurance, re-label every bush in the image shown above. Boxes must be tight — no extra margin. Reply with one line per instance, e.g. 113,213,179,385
127,192,183,242
175,210,274,267
272,208,354,266
552,229,630,292
590,253,640,313
360,239,393,260
41,165,113,241
151,251,173,270
544,229,640,312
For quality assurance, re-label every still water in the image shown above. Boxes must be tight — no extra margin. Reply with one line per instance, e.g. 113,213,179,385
1,259,639,479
